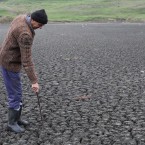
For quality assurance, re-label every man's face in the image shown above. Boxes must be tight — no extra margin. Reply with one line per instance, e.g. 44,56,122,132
31,20,44,29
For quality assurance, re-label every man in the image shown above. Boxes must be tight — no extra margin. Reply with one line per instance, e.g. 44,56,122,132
0,9,48,133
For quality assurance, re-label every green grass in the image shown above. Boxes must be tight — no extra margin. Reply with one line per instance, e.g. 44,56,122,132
0,0,145,23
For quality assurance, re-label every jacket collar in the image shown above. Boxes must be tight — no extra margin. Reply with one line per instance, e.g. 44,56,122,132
25,15,35,36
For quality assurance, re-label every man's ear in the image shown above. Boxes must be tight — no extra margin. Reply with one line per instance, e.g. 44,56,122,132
31,19,36,28
31,19,34,25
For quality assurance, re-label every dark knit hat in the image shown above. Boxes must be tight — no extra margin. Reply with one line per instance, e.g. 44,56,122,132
31,9,48,24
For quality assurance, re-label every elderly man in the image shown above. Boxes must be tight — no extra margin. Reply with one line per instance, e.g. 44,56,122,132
0,9,48,133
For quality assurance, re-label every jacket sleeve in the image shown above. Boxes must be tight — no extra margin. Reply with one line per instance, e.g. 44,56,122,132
18,33,38,84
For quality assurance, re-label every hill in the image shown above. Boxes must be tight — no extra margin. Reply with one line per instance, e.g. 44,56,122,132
0,0,145,23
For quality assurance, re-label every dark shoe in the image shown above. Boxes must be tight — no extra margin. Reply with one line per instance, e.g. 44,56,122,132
17,105,29,126
8,109,25,133
7,123,25,133
18,120,29,126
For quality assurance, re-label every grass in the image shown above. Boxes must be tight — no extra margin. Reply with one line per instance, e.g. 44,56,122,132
0,0,145,23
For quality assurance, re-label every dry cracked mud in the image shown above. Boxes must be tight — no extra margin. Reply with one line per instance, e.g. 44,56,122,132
0,23,145,145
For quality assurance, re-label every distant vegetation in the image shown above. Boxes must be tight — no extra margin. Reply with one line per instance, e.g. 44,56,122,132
0,0,145,23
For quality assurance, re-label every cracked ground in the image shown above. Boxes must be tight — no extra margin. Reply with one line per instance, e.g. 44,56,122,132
0,23,145,145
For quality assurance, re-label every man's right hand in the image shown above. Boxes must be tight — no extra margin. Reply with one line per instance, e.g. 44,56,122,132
32,83,39,93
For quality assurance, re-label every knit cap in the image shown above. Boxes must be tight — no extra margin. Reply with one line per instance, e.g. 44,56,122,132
31,9,48,24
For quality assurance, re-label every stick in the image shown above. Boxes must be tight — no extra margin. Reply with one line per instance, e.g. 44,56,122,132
36,92,43,125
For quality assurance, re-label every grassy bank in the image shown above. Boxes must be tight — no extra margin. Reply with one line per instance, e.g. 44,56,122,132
0,0,145,23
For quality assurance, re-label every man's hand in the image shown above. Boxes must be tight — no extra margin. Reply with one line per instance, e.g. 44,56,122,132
32,83,39,93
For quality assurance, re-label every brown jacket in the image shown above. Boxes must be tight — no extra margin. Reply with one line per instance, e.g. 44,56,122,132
0,15,37,84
